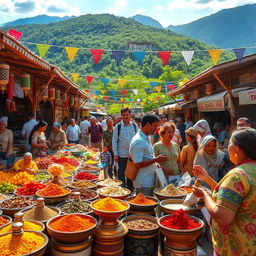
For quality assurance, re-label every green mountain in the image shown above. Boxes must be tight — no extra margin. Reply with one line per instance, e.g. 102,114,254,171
1,15,74,27
129,14,163,29
2,14,233,87
167,4,256,52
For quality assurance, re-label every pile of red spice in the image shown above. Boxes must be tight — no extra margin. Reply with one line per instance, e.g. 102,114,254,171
160,209,201,230
16,182,46,196
74,171,98,180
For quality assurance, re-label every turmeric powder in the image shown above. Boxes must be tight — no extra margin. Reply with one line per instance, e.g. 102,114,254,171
93,197,128,211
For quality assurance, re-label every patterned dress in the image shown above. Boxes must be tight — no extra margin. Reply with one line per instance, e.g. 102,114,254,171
211,161,256,256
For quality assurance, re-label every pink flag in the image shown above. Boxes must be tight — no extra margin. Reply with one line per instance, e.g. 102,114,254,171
8,29,23,40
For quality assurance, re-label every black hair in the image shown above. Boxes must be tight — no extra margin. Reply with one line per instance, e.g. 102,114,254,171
61,121,66,126
231,128,256,160
141,114,160,128
237,117,250,125
120,107,131,114
135,117,142,123
29,120,48,145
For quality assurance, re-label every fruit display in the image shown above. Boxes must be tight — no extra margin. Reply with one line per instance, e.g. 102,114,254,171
0,171,34,185
48,164,64,176
15,182,46,196
0,183,17,193
34,173,50,181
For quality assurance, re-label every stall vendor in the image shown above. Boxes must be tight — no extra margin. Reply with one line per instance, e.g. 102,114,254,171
48,122,67,150
14,152,38,174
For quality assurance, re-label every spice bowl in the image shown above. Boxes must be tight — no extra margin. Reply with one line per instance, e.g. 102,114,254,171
69,189,99,202
127,196,159,214
96,179,122,188
68,181,97,191
57,200,93,216
154,188,187,201
0,214,12,227
160,199,198,215
35,188,71,205
97,187,131,200
46,214,97,243
0,202,37,217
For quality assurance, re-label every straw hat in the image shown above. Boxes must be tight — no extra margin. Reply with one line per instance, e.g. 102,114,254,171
185,127,198,137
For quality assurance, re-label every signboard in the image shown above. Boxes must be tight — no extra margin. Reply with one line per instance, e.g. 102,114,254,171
239,89,256,105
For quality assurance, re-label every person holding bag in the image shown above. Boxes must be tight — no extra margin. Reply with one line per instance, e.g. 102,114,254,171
129,114,168,196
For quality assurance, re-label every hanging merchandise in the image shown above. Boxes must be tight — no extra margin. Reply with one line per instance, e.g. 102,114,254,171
70,95,75,106
21,74,31,95
6,73,14,111
0,63,10,93
41,85,48,100
48,88,55,100
55,90,60,100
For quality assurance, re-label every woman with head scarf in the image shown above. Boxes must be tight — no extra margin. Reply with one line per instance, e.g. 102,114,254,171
29,121,48,156
48,122,67,150
14,152,38,174
0,116,14,168
193,119,211,144
194,135,225,182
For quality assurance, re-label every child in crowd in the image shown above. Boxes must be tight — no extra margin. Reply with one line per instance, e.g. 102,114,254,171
99,145,112,179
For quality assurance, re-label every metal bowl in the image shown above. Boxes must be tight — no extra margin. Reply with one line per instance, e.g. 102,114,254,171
126,195,159,213
71,151,84,157
97,187,131,200
154,187,187,201
68,181,97,190
69,188,99,202
91,199,130,219
0,215,12,228
46,214,97,243
14,190,37,198
36,188,71,205
57,200,93,215
0,202,36,217
160,199,198,215
73,171,99,183
96,179,122,188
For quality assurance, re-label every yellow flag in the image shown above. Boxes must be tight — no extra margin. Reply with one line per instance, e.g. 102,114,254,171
149,97,153,101
65,47,79,62
179,82,184,87
36,44,50,58
183,78,189,84
72,73,80,83
155,86,162,93
118,79,126,88
208,49,222,65
101,90,106,94
120,98,124,102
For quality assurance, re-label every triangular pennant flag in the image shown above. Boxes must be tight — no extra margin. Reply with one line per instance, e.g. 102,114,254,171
95,90,100,96
232,48,245,62
128,98,132,102
121,90,127,96
36,44,50,58
181,51,194,66
132,51,146,65
120,98,124,102
137,99,141,102
90,49,104,64
65,47,79,62
8,28,23,40
113,97,118,102
103,96,109,100
101,90,106,94
208,49,222,65
167,84,175,90
155,86,162,93
118,79,126,88
150,81,158,88
183,78,189,84
144,88,150,95
85,76,94,85
132,89,138,95
72,73,80,83
84,89,89,93
158,51,172,66
101,78,110,87
149,97,153,101
179,82,184,87
110,90,116,96
112,50,125,66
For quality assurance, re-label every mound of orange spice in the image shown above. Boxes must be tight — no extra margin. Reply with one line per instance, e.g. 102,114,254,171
0,216,9,226
49,214,95,232
37,183,69,197
129,193,156,205
93,197,127,211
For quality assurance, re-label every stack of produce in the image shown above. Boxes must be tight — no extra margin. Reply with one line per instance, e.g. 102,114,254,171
37,184,69,197
49,214,95,232
0,183,17,193
74,171,98,180
158,184,187,196
0,171,34,185
0,194,11,201
34,173,50,181
48,163,64,176
128,193,156,205
97,186,129,197
0,196,35,209
93,197,128,211
15,182,46,196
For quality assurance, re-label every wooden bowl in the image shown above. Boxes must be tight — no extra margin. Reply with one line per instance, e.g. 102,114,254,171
126,196,159,213
96,179,122,188
97,187,131,200
46,214,97,243
154,187,187,201
36,189,71,205
57,200,93,215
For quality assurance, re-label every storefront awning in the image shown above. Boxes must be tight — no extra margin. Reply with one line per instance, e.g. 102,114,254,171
238,88,256,105
180,100,197,109
166,103,182,111
197,91,227,112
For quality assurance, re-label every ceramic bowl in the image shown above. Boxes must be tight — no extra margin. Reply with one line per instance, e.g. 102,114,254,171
126,195,159,213
97,187,131,200
36,188,71,205
154,187,187,201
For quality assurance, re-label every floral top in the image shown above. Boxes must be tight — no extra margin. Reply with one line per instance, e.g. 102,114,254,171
31,132,47,156
211,161,256,256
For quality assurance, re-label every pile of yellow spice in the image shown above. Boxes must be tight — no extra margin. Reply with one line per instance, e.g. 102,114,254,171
93,197,128,211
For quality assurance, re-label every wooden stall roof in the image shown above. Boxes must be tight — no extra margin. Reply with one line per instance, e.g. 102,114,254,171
168,53,256,97
0,29,88,100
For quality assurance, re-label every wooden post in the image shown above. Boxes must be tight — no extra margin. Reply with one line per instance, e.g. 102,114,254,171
32,79,37,118
36,73,55,103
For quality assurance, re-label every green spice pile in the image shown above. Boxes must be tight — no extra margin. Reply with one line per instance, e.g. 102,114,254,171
59,201,91,214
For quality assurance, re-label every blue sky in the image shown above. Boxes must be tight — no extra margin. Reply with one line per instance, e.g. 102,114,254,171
0,0,255,26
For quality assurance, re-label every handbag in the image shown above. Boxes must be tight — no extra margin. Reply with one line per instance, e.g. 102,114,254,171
125,157,139,181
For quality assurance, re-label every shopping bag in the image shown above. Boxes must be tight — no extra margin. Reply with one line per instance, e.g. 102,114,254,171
155,167,168,188
125,157,139,181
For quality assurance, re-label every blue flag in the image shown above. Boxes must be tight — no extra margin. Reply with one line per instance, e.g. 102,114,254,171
112,50,125,66
232,48,245,62
132,51,146,65
102,78,110,87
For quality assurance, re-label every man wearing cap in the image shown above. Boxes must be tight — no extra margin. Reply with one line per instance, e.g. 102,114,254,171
48,122,68,150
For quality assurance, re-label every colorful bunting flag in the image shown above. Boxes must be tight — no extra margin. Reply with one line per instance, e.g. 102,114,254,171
110,90,116,96
167,84,175,90
8,28,23,40
65,47,79,62
155,86,162,93
83,89,89,93
85,76,94,85
121,90,127,96
102,78,110,87
144,88,150,95
71,73,79,83
112,50,125,66
208,49,222,65
132,51,146,65
181,51,194,66
95,90,100,96
101,90,106,94
118,79,126,88
179,82,184,87
103,96,109,100
232,48,245,62
36,44,50,58
158,51,172,66
183,78,189,84
132,89,138,95
113,97,117,102
90,49,104,64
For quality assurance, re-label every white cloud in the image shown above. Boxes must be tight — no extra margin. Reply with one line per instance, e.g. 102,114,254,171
108,0,128,14
134,8,146,14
